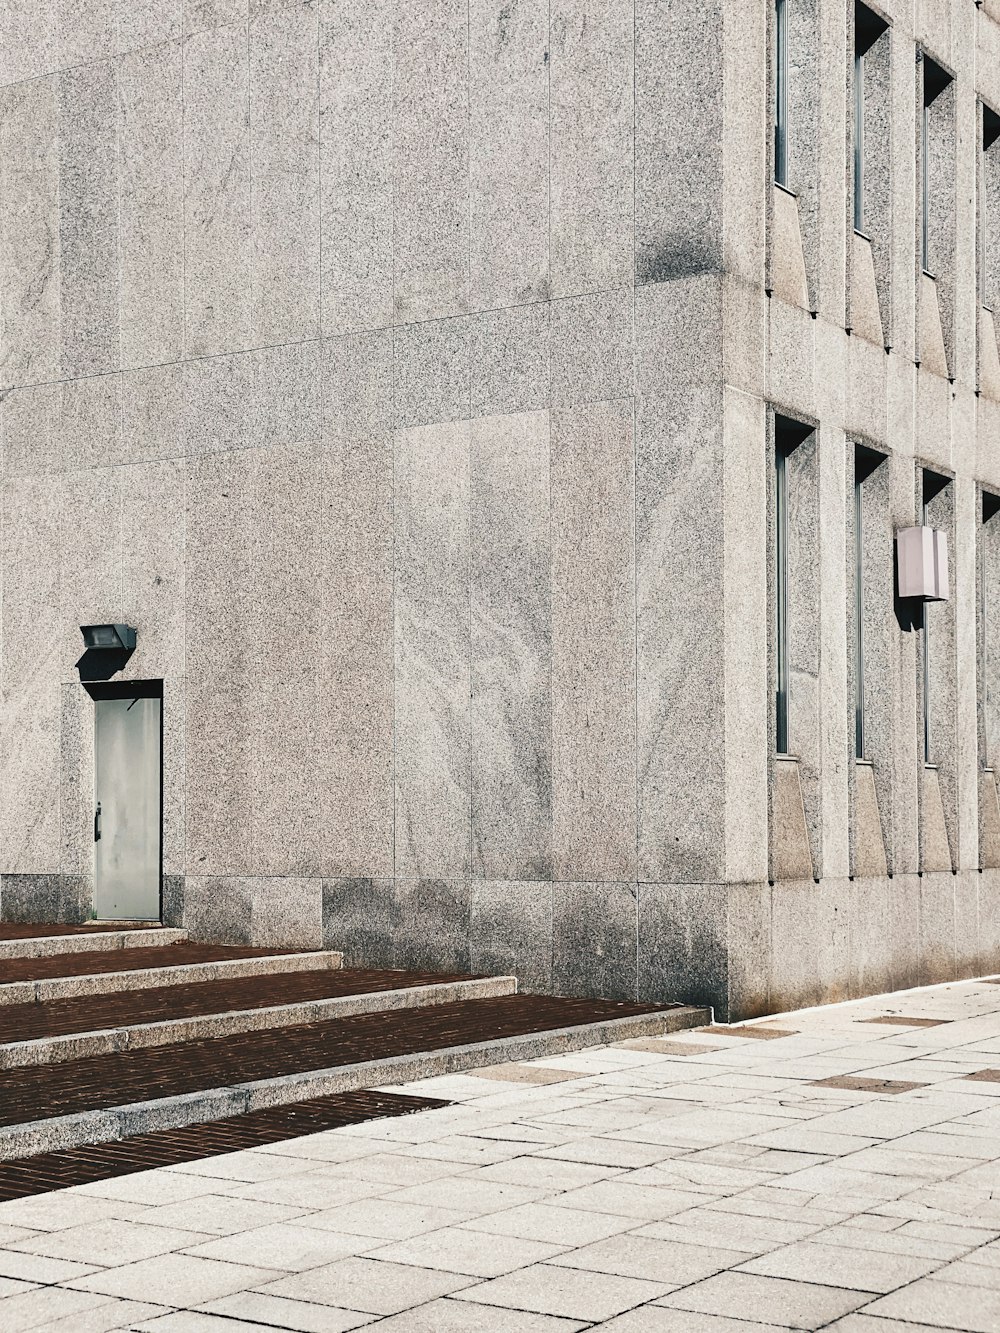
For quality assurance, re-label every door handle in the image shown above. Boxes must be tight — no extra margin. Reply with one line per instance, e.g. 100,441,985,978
94,802,101,842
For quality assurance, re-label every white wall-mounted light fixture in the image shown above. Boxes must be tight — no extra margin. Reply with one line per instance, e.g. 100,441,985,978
896,526,949,601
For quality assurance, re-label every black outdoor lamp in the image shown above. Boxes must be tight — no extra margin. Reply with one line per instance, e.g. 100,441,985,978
80,624,137,652
77,624,138,683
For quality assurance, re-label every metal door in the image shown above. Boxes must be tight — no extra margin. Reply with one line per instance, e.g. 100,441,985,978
94,695,162,920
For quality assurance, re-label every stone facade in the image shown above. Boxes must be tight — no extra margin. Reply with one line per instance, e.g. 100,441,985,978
1,1,999,1019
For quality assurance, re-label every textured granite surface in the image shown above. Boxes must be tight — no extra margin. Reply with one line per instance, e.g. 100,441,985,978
1,1,999,1020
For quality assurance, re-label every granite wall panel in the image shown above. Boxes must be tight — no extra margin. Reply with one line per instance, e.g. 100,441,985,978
393,0,469,322
0,475,63,872
185,449,255,875
0,0,997,1024
58,467,122,684
250,3,320,345
469,0,549,310
317,333,394,878
549,0,633,297
118,38,184,368
394,420,472,879
183,21,251,357
636,383,726,884
0,4,58,89
552,881,637,1002
551,399,636,882
471,410,551,881
634,0,722,285
319,0,393,336
58,61,119,378
470,880,553,994
0,77,60,389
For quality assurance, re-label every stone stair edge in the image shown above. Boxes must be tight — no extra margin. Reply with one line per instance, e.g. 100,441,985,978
0,975,520,1069
0,950,346,1006
0,928,188,961
0,1003,710,1162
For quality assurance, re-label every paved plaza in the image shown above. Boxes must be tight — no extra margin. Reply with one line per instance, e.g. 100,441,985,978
3,982,1000,1331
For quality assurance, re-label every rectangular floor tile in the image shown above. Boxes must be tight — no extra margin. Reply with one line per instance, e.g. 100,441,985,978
69,1251,278,1305
655,1270,869,1329
258,1256,474,1315
737,1238,942,1292
863,1277,1000,1330
454,1262,668,1321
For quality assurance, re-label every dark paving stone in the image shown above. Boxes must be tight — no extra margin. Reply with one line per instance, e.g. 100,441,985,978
860,1015,949,1028
701,1025,799,1040
810,1075,929,1094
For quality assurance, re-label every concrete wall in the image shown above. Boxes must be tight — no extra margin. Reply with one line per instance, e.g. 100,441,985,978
0,1,998,1019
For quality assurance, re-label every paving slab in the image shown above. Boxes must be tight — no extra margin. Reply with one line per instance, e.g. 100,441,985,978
6,975,1000,1331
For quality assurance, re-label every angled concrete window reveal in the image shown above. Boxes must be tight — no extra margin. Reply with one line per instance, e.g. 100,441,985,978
849,445,891,880
770,0,819,310
919,469,953,761
851,3,891,346
772,414,819,883
918,52,956,377
853,4,889,235
774,414,815,756
854,446,886,761
981,492,1000,868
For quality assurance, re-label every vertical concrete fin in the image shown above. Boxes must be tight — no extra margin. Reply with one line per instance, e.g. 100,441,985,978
854,763,888,879
980,307,1000,400
772,758,814,881
771,187,810,309
922,766,954,873
850,233,885,347
918,273,950,378
979,771,1000,870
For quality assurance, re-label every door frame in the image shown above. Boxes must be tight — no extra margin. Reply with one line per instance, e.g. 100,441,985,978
85,679,164,923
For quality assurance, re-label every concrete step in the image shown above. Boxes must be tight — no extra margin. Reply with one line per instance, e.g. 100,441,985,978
0,973,517,1068
0,995,709,1160
0,927,187,961
0,947,345,1005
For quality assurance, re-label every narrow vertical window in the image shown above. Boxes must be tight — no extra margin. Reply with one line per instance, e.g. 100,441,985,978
775,0,789,186
983,104,1000,311
775,443,790,754
983,492,1000,769
921,470,948,764
923,488,931,762
854,47,865,232
922,95,931,272
853,446,884,761
854,468,866,758
774,416,813,754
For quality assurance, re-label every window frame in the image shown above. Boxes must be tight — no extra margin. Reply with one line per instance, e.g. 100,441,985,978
775,0,789,187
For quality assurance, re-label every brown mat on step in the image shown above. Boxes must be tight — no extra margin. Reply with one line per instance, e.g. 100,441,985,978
0,942,305,986
0,967,476,1042
0,994,669,1129
0,1090,450,1201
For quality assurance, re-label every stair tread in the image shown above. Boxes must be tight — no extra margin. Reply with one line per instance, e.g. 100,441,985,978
0,994,682,1128
0,942,309,985
0,923,164,941
0,967,479,1043
0,1091,450,1201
